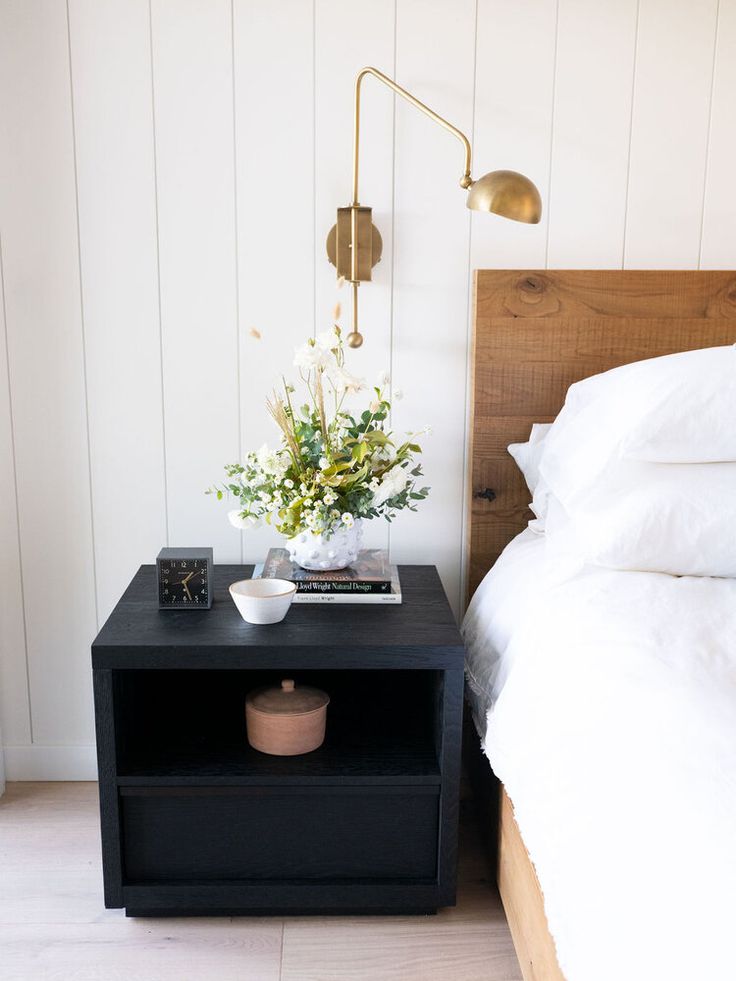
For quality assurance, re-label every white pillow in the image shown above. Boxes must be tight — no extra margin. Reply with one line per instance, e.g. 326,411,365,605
508,423,551,494
544,462,736,577
540,345,736,510
508,423,552,531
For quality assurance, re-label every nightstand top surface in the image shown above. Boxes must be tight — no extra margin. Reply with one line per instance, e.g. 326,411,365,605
92,564,464,669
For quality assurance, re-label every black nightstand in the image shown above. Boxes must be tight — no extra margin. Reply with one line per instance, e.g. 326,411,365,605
91,564,465,917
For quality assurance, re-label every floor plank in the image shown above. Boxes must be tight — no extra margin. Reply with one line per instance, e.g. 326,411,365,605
280,922,521,981
1,921,283,981
0,783,521,981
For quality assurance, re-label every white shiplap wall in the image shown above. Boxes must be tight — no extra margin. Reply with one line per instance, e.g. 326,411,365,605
0,0,734,780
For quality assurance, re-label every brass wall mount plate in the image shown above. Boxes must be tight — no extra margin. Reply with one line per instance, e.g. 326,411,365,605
326,216,383,282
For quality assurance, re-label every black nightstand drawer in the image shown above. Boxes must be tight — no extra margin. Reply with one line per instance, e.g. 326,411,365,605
121,786,439,882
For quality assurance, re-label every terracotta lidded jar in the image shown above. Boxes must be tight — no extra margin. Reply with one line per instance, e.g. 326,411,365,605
245,679,329,756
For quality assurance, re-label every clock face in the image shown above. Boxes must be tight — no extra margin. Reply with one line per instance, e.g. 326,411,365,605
158,558,210,608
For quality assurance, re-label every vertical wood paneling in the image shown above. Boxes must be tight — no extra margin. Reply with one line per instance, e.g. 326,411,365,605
314,0,396,553
0,0,97,745
700,0,736,269
1,1,733,773
625,0,719,268
547,0,639,266
390,0,477,616
68,0,167,623
0,239,31,748
150,0,240,561
470,0,558,270
232,0,315,562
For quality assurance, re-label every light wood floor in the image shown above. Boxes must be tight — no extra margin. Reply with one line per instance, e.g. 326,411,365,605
0,782,522,981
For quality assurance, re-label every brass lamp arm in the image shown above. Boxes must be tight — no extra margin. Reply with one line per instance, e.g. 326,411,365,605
351,66,473,205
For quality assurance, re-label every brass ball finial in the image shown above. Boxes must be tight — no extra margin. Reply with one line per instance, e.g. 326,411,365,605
346,331,364,348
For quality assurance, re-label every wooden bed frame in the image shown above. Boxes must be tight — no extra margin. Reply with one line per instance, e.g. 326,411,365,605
466,269,736,981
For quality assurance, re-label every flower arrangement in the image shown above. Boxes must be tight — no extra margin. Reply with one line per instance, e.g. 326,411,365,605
209,325,429,543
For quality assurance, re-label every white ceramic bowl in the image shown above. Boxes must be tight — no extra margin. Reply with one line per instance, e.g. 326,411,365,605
229,578,296,625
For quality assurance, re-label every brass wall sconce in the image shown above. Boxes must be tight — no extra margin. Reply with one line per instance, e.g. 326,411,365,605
326,66,543,348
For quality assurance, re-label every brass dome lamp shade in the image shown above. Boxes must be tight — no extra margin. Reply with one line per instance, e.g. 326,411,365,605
466,169,543,223
326,66,542,348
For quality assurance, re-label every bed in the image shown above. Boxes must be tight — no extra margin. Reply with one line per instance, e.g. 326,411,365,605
463,270,736,981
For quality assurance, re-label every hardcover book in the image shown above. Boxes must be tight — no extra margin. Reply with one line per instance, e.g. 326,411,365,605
253,548,402,604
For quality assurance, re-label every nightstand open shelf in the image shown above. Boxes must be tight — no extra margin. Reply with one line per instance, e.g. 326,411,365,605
92,564,464,916
116,669,442,787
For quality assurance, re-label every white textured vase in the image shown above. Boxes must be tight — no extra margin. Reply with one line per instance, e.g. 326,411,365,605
286,519,363,571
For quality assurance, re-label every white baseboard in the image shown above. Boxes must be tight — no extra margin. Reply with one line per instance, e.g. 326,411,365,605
3,744,98,781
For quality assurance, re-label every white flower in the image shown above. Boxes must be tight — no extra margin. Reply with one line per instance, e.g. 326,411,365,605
326,362,365,395
283,478,294,490
376,369,390,389
370,400,380,413
323,490,337,506
228,510,261,530
255,443,286,477
316,326,340,351
294,337,330,371
341,512,354,528
371,465,408,507
319,456,329,469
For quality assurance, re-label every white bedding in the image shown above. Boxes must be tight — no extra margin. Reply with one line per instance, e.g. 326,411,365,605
463,530,736,981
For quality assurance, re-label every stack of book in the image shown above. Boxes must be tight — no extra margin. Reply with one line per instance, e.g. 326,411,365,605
252,548,401,604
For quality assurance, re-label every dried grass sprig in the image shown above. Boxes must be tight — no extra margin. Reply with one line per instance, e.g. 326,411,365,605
314,369,329,452
266,392,303,471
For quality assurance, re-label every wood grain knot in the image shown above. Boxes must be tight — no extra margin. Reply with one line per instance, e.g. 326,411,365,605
516,275,547,306
474,487,496,502
521,276,544,293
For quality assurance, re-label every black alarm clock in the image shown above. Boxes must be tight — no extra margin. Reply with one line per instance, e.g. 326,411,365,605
156,547,214,609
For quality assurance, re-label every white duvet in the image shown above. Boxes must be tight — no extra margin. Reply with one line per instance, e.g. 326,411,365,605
463,530,736,981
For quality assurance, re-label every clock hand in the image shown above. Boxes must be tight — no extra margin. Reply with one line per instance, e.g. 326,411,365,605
183,581,193,600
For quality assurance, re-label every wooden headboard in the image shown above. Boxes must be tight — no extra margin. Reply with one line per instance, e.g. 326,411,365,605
467,269,736,597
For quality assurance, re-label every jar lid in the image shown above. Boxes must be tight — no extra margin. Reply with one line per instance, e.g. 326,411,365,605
246,679,330,716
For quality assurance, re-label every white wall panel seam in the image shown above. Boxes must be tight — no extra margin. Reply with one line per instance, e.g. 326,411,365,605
624,0,719,267
312,0,317,340
387,0,398,563
65,0,99,633
147,0,170,547
621,0,641,269
698,0,722,270
0,232,33,741
544,0,561,269
230,0,243,563
459,0,480,610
